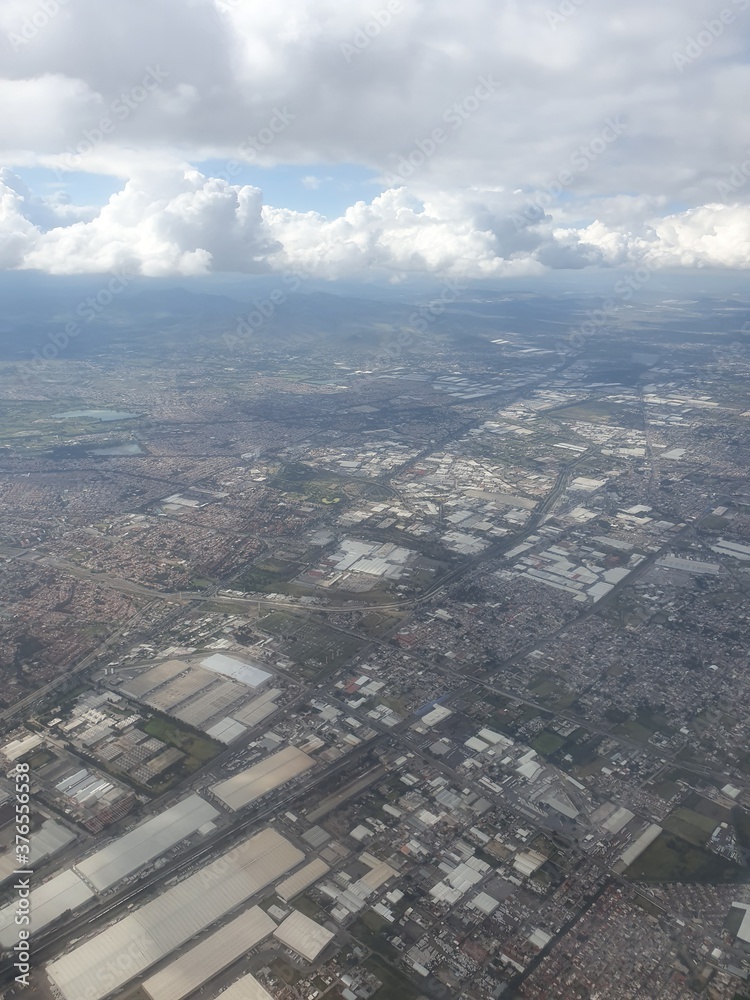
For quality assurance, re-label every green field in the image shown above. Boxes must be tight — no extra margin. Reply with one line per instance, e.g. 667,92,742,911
663,807,718,847
649,778,682,800
141,718,220,769
258,611,365,676
625,832,742,883
270,462,392,504
351,913,399,961
615,719,654,743
0,400,145,454
238,558,302,593
25,749,55,769
685,793,732,824
291,895,324,919
545,399,633,425
531,731,567,756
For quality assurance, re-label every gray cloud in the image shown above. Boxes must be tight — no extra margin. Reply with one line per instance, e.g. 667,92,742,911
0,0,748,277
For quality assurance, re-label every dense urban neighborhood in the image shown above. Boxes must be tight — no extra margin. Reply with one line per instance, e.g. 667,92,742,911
0,287,750,1000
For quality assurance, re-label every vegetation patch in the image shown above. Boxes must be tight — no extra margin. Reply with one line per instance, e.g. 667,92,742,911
364,956,420,1000
141,717,220,769
531,731,567,756
625,832,742,883
663,807,718,847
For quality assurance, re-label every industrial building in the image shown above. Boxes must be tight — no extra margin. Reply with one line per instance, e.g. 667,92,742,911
141,666,219,711
0,869,94,948
615,823,663,873
46,828,304,1000
211,745,315,812
120,659,192,698
231,688,283,728
172,679,247,727
74,793,220,890
0,731,43,761
276,857,330,903
116,655,276,744
273,909,336,962
54,765,131,811
205,716,248,744
141,906,275,1000
214,973,275,1000
0,818,76,886
201,652,273,689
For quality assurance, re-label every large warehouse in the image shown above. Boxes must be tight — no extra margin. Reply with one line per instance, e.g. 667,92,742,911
0,869,94,948
211,745,315,812
120,659,191,698
201,652,272,689
276,857,330,903
46,828,304,1000
74,793,220,890
141,906,275,1000
215,973,275,1000
273,910,336,963
0,818,76,886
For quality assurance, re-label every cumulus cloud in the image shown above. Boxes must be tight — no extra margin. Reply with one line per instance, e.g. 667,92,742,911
2,166,748,280
8,169,279,276
0,0,749,277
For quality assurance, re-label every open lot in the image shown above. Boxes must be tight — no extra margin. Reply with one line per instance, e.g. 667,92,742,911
259,611,365,677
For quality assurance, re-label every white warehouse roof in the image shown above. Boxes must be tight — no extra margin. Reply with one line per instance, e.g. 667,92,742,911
211,746,314,812
75,793,220,891
215,973,275,1000
421,705,452,727
273,910,335,962
206,717,248,744
47,828,303,1000
142,906,275,1000
0,819,76,886
201,653,273,689
0,870,94,948
277,858,330,902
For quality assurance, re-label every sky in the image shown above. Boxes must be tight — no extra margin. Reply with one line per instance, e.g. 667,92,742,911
0,0,749,284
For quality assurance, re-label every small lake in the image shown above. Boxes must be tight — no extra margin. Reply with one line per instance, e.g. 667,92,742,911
52,409,138,422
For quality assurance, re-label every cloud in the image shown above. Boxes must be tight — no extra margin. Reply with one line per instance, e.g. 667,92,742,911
2,166,749,280
576,203,750,270
0,0,749,277
11,169,280,276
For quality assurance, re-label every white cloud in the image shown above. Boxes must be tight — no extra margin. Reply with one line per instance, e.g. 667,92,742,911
13,169,279,276
0,0,749,277
2,166,749,280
